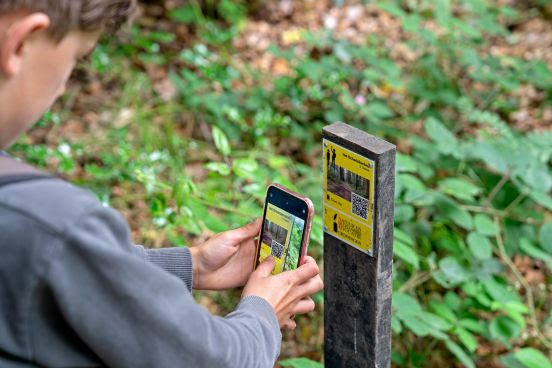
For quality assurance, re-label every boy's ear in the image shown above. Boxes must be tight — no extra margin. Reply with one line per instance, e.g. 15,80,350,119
0,13,50,77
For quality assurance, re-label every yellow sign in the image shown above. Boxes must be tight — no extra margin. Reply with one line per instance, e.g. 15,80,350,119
323,139,375,255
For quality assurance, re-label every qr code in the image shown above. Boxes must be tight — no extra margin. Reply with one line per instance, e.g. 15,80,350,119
271,240,284,258
351,192,368,219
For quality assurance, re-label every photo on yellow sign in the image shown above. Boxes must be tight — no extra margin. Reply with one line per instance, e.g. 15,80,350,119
323,139,376,255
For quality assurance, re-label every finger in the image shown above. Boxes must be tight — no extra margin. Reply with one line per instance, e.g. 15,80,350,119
301,256,320,268
227,218,262,243
291,275,324,301
286,258,320,285
282,319,297,330
291,297,316,315
255,256,275,277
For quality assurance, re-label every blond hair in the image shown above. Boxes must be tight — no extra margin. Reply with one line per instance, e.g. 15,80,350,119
0,0,136,39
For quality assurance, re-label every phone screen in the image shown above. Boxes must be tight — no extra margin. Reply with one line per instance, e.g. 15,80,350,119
257,186,308,275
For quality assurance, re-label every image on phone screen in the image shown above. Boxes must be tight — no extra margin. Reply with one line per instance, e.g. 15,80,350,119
258,200,306,275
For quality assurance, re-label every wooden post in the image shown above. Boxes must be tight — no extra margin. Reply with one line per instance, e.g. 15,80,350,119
323,122,396,368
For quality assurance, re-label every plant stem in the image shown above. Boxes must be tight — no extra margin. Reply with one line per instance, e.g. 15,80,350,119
195,196,255,218
483,171,510,209
461,205,542,225
494,217,552,349
503,190,528,214
399,271,432,293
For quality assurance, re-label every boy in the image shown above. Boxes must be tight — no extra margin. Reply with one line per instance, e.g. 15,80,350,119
0,1,323,367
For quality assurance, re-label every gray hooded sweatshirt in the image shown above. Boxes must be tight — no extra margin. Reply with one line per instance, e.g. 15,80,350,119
0,170,280,367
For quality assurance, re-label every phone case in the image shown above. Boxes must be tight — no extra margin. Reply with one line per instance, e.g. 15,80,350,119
256,183,314,269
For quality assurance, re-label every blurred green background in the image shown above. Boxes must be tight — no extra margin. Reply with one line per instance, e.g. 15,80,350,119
10,0,552,367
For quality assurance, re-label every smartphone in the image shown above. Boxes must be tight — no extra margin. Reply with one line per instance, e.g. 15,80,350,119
255,184,314,275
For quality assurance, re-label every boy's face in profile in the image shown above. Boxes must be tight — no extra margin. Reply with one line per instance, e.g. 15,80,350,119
0,12,98,149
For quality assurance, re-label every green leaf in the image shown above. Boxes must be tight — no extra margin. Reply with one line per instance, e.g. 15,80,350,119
170,4,200,24
474,214,497,236
429,301,456,323
428,328,449,340
434,227,464,255
529,190,552,211
391,315,402,334
546,310,552,325
424,117,458,156
519,238,552,269
462,281,492,307
435,194,473,230
205,162,230,176
438,178,481,202
500,353,527,368
489,316,522,346
202,213,228,233
459,319,486,334
393,292,422,313
444,339,476,368
399,314,431,336
483,277,521,305
378,2,406,18
391,351,405,366
444,291,462,311
396,153,418,173
402,14,422,34
393,293,441,337
212,126,231,157
394,228,415,247
279,357,324,368
503,301,528,329
172,178,196,207
521,161,552,193
398,173,428,203
395,204,415,223
232,158,259,179
418,311,453,331
455,326,478,353
470,141,508,173
503,301,529,315
539,222,552,253
475,257,502,279
268,155,290,169
394,237,420,269
218,0,246,23
467,232,493,260
435,0,452,28
439,257,471,285
514,348,552,368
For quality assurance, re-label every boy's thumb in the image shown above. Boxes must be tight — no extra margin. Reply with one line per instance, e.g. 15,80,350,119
228,218,262,242
256,256,275,277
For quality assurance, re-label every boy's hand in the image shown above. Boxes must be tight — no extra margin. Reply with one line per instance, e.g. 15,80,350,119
242,256,323,330
190,219,261,290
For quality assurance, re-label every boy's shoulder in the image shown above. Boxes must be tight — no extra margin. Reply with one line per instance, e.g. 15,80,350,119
0,175,104,235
